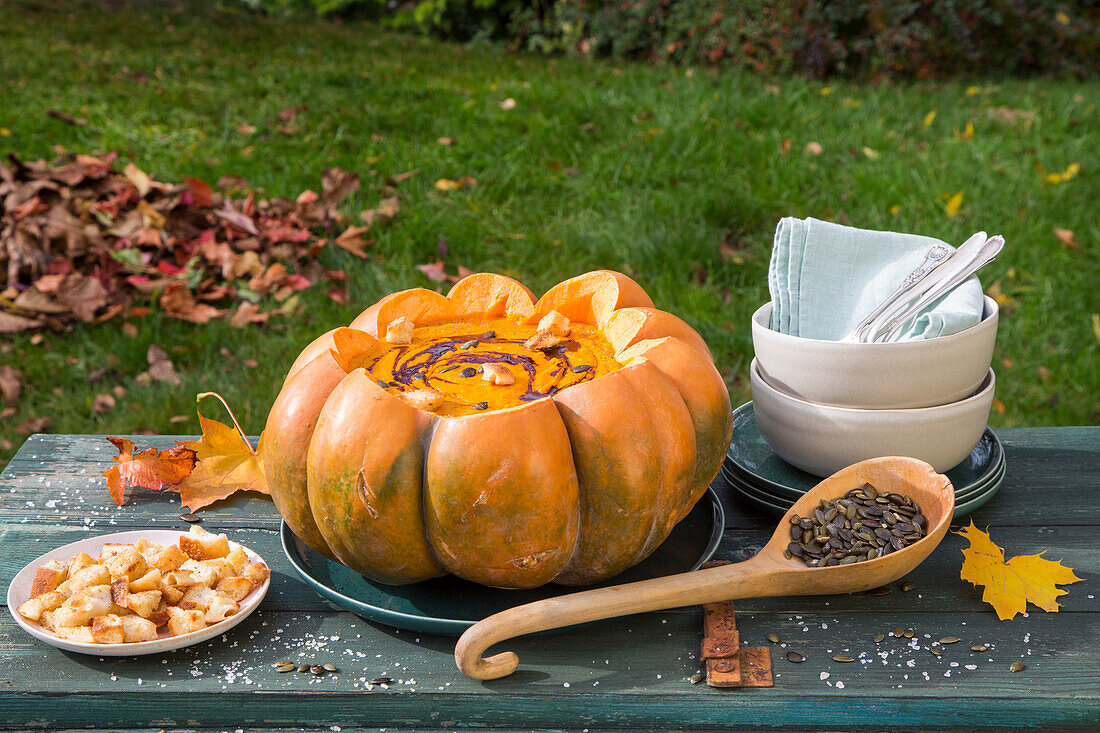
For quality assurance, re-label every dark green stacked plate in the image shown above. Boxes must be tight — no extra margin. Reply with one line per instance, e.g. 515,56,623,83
722,402,1005,518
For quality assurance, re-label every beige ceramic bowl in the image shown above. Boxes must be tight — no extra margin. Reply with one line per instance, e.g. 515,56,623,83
750,358,995,476
751,296,998,409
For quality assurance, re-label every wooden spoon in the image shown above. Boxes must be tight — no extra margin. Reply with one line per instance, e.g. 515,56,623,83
455,456,954,680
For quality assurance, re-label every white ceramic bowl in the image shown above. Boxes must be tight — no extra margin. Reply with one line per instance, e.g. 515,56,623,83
751,358,995,476
751,296,998,409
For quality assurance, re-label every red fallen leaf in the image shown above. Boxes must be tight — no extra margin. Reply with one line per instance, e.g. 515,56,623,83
183,177,214,207
91,393,116,413
236,122,257,135
322,167,361,205
214,202,259,235
417,260,449,283
278,105,306,123
0,311,44,333
283,273,313,290
156,260,187,276
16,416,51,434
13,195,49,220
385,169,420,186
102,436,196,506
322,269,348,282
229,301,269,328
56,272,108,322
296,189,318,204
360,196,400,226
326,285,348,304
33,272,68,294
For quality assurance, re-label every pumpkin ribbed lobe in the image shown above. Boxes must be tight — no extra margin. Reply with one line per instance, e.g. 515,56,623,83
447,272,537,318
533,270,654,325
424,399,580,589
350,288,457,337
603,306,712,360
307,370,445,585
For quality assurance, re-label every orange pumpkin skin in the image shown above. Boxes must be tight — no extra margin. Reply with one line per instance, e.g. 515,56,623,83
260,270,734,589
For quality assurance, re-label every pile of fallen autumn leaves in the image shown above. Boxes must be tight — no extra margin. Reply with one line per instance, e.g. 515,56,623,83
0,150,402,333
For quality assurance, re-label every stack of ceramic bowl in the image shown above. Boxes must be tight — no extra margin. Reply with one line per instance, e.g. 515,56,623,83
725,296,1005,518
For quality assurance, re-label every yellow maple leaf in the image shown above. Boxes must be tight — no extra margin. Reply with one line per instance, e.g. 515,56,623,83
922,110,936,128
174,393,269,512
1044,162,1080,185
958,522,1083,621
944,191,964,217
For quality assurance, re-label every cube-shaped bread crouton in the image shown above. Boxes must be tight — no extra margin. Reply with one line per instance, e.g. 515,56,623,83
39,609,58,633
159,582,185,606
30,560,68,598
128,568,161,593
54,585,113,628
537,310,571,337
56,564,111,597
148,544,189,574
56,625,96,644
180,559,218,588
91,614,124,644
205,595,239,624
68,551,96,577
224,546,250,575
166,606,206,636
163,569,200,588
98,543,131,562
120,615,158,642
17,591,66,622
179,525,230,561
147,608,170,628
126,590,162,618
215,577,254,603
134,537,153,553
110,577,129,607
102,546,148,581
200,558,234,584
179,585,219,612
242,561,270,585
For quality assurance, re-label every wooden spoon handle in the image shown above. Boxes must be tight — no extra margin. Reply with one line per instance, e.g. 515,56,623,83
455,554,802,680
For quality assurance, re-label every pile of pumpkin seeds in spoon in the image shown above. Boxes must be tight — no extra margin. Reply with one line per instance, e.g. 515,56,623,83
785,483,928,566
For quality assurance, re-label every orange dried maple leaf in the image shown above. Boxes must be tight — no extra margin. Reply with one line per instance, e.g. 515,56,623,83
173,393,269,512
958,521,1083,621
103,436,197,506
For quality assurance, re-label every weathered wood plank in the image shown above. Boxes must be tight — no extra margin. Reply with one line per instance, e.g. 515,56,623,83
5,429,1098,530
0,609,1096,729
2,523,1096,616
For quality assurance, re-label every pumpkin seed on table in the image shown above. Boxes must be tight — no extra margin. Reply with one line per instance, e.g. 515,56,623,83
972,644,989,652
901,580,917,592
275,661,295,673
689,672,705,684
179,513,201,523
874,634,885,643
310,665,324,676
323,664,337,672
298,665,310,673
767,632,781,643
867,586,891,596
939,636,962,645
370,677,393,685
1010,661,1026,672
785,651,805,663
832,655,855,663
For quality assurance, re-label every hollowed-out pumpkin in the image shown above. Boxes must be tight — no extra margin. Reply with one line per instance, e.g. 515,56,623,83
260,270,733,588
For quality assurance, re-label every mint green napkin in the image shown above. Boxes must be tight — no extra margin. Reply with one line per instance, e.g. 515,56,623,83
768,217,985,341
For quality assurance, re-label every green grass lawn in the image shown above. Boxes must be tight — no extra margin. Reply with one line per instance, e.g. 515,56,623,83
1,1,1097,466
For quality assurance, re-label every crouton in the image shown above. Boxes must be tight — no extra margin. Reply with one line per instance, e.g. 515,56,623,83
39,609,58,633
215,576,254,602
178,525,230,561
166,607,206,636
384,316,414,345
159,582,185,606
147,609,170,628
128,568,161,593
30,560,68,598
56,625,96,644
17,591,65,622
102,546,148,581
204,595,239,624
120,615,158,642
67,551,96,577
179,585,218,613
56,564,111,597
126,590,162,618
241,560,270,585
148,544,189,574
536,310,571,337
110,577,129,607
90,614,124,644
224,546,250,575
200,558,234,584
54,585,113,628
180,559,218,588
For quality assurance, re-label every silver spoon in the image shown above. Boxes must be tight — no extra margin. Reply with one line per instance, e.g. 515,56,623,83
872,234,1003,342
842,233,985,343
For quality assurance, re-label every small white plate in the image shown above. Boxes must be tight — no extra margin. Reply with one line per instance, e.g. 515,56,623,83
6,529,269,656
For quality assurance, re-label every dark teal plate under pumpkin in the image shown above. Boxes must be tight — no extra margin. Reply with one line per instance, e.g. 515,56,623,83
281,486,725,636
724,401,1005,501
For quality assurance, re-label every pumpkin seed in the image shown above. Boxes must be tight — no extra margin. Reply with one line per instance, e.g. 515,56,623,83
570,364,593,373
787,542,803,557
460,367,477,378
783,549,793,560
767,632,780,643
903,629,915,638
479,331,496,340
376,379,388,389
939,636,962,645
474,401,489,410
971,644,988,652
298,665,310,673
901,580,917,592
874,634,885,643
867,586,891,596
930,645,943,656
1010,661,1025,672
832,655,855,663
179,513,201,523
892,627,904,637
370,677,393,685
689,672,705,684
460,340,479,350
310,665,324,676
323,664,337,672
276,662,295,673
785,651,805,663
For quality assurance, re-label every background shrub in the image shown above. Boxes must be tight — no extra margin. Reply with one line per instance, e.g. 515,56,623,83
239,0,1099,78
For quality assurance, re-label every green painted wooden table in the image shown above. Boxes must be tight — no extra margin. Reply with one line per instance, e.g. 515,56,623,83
1,429,1097,732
